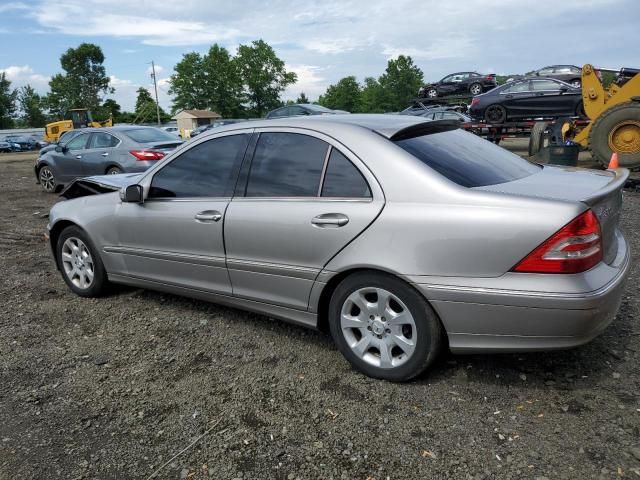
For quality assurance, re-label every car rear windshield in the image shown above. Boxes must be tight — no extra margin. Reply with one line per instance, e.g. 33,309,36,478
122,128,177,143
394,129,540,187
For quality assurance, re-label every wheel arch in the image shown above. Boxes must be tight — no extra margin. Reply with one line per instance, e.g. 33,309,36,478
49,219,81,271
104,163,123,174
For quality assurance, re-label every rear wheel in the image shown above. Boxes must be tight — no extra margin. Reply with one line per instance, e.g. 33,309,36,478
106,166,122,175
328,272,443,381
484,104,507,124
56,226,109,297
588,101,640,168
570,79,581,88
469,83,482,95
426,88,438,98
38,165,57,193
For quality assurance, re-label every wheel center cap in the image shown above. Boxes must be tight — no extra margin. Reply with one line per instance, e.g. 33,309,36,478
372,319,385,335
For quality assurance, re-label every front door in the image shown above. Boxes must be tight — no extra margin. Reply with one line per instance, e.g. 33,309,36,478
224,130,383,310
113,132,251,294
51,132,91,183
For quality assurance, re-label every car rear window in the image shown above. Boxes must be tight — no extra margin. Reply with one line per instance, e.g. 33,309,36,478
394,129,540,187
122,128,177,143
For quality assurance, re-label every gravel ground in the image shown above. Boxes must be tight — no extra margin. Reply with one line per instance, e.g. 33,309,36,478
1,149,639,480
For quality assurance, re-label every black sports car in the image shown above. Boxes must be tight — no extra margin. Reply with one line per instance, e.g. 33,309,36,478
418,72,497,98
468,78,583,124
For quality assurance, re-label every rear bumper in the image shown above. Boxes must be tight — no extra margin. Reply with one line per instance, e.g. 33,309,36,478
410,229,631,353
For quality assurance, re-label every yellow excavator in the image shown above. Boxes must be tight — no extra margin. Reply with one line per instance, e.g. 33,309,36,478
529,64,640,168
43,108,113,143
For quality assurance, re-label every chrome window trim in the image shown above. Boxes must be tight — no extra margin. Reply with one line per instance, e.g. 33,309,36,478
317,145,333,196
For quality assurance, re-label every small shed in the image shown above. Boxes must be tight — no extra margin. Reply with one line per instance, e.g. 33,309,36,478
172,109,221,136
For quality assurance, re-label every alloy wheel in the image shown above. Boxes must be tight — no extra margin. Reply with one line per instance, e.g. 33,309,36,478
39,167,55,192
61,237,95,290
427,89,438,98
340,287,417,369
470,84,482,95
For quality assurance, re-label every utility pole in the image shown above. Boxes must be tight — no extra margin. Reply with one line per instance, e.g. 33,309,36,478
150,60,161,126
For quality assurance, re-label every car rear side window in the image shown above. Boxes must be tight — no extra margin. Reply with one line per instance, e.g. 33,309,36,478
394,129,540,188
89,132,119,148
149,134,249,198
245,133,328,197
321,149,371,198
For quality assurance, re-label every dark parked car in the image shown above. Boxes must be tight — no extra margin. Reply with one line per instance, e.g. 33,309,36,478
419,72,497,98
418,108,472,122
35,126,183,193
266,103,348,119
469,78,584,124
4,135,36,150
190,119,247,138
529,65,582,88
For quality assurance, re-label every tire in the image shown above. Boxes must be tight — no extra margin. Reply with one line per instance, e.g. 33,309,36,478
106,166,122,175
528,121,549,157
56,225,110,297
328,271,443,382
38,165,57,193
484,104,507,124
469,83,482,95
588,101,640,168
426,88,438,98
570,79,581,88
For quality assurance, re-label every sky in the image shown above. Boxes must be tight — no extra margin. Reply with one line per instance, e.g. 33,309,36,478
0,0,638,112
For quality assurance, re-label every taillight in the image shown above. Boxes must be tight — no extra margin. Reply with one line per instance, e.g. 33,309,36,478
485,74,494,80
129,150,165,161
511,210,603,274
470,97,480,107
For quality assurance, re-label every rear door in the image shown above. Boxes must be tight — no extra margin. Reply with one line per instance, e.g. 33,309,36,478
113,132,251,293
224,129,384,310
527,79,576,116
82,131,121,176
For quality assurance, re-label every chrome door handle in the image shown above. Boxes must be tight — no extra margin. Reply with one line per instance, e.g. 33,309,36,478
75,155,82,159
195,210,222,222
101,152,109,157
311,213,349,227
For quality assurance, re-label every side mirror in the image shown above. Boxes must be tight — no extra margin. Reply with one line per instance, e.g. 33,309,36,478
122,184,144,203
55,144,67,153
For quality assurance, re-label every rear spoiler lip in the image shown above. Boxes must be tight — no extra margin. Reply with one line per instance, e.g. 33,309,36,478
387,120,460,141
581,168,630,205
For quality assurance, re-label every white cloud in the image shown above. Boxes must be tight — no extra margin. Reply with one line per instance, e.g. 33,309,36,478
284,65,326,101
0,2,29,13
0,65,50,92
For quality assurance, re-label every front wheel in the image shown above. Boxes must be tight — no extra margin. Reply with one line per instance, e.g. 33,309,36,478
328,272,443,381
469,83,482,95
426,88,438,98
56,226,110,297
484,104,507,124
570,79,581,88
38,165,57,193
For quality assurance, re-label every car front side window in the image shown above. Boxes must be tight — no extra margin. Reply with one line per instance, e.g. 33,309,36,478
149,134,249,199
66,134,89,151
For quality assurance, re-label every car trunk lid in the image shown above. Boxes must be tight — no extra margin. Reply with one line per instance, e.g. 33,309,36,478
140,141,183,152
476,166,628,265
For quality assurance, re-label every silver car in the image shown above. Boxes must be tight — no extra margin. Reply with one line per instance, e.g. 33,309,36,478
46,115,631,381
35,126,183,193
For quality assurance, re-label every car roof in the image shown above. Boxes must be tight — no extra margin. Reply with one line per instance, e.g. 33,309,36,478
203,114,459,141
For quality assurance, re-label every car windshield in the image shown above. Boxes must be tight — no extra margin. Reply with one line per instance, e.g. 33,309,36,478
394,129,541,187
122,128,177,143
305,104,334,113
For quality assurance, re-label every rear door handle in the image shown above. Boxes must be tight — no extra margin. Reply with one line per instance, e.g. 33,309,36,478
195,210,222,223
311,213,349,227
101,152,109,157
75,155,82,159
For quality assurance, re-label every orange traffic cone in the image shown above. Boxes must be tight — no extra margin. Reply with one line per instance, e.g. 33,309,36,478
608,152,619,169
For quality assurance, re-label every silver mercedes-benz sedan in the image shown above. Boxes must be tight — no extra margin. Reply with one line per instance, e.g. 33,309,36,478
46,115,631,381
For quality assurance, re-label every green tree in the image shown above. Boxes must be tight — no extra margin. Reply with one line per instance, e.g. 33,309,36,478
0,72,16,128
318,76,361,112
134,87,169,123
236,40,297,117
201,44,244,117
17,84,46,127
296,92,309,104
359,77,385,113
168,52,207,112
45,43,113,118
99,98,121,122
378,55,423,111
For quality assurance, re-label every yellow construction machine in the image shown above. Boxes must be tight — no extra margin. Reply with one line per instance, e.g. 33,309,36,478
530,64,640,168
44,108,113,143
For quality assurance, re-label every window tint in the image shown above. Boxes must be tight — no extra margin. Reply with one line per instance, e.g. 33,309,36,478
149,134,248,198
66,134,89,151
502,81,530,93
394,129,540,188
268,107,288,118
89,132,119,148
441,111,463,121
289,106,309,116
246,133,328,197
441,75,454,82
537,67,554,75
321,149,371,198
531,80,560,91
123,128,177,143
